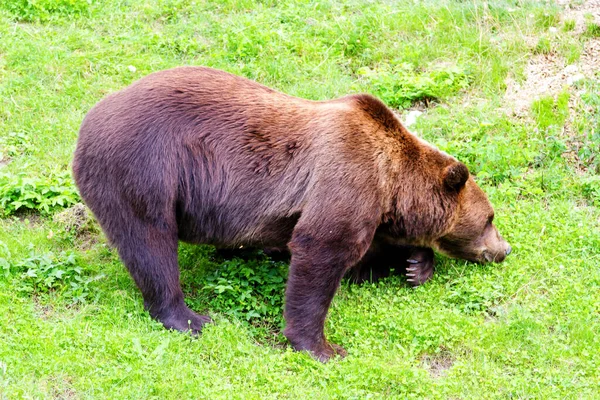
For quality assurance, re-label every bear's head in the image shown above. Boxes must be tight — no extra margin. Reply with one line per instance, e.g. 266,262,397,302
433,162,511,264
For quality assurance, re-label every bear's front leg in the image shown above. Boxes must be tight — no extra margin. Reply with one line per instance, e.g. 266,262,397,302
405,247,435,286
284,223,374,362
348,242,435,286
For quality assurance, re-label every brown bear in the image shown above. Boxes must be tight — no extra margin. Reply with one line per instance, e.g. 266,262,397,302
73,66,511,362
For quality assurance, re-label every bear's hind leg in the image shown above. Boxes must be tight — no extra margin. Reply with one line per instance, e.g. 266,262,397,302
347,241,401,284
111,216,211,333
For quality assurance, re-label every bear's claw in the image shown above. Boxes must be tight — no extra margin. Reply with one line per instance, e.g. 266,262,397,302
404,248,435,287
310,341,347,363
160,306,212,334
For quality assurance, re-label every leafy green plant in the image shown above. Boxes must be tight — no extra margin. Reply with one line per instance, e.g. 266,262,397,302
573,79,600,173
0,242,10,278
3,247,101,303
580,176,600,207
202,255,287,331
336,28,371,59
0,132,33,161
0,170,80,216
442,275,506,315
357,63,471,109
0,0,92,22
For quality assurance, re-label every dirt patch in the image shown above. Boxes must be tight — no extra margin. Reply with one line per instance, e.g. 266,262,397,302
503,52,569,117
32,295,55,320
75,230,100,250
41,375,78,399
578,38,600,78
503,1,600,118
558,0,600,35
421,351,455,379
15,212,43,227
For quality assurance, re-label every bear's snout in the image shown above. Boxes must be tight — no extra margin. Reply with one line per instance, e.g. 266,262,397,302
482,239,511,263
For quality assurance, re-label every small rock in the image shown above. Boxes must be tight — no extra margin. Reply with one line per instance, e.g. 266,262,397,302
404,110,423,127
564,64,578,74
127,65,137,73
567,73,585,85
549,27,558,33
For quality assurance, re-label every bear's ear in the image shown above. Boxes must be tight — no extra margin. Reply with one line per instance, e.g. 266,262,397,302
443,162,469,191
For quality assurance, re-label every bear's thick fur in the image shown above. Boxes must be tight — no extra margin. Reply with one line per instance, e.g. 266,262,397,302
73,67,511,361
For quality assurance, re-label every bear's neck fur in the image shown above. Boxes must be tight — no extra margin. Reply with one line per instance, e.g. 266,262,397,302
347,94,459,246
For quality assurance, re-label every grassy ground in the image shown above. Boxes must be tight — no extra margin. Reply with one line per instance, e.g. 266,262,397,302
1,0,600,398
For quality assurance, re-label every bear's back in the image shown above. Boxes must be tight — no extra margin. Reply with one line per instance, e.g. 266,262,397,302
73,67,415,246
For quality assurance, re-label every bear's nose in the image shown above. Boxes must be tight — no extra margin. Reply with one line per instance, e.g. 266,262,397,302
505,245,512,256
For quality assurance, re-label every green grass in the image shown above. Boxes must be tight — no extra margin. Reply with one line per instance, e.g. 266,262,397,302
584,22,600,38
1,0,600,398
531,91,570,132
562,19,576,32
